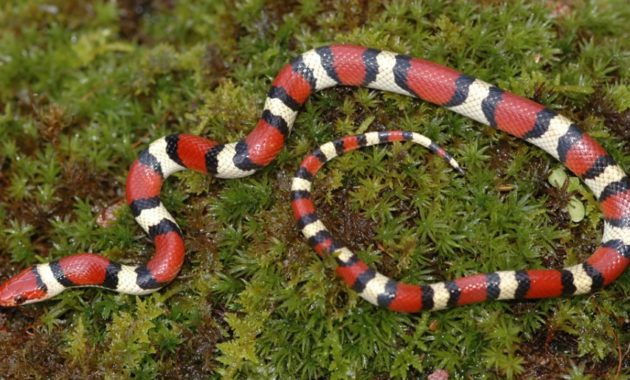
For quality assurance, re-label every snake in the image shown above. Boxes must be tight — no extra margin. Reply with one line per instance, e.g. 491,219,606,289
0,45,628,311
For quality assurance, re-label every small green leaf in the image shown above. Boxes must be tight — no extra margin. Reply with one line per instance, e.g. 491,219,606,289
548,167,567,188
356,115,375,134
553,85,594,95
568,196,585,223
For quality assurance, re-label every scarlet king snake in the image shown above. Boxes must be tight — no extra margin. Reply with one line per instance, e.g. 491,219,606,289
0,45,629,312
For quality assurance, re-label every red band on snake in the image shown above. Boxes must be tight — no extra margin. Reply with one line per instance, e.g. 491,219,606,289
0,45,628,311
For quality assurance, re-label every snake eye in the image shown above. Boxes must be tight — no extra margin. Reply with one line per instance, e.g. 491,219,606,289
13,295,26,305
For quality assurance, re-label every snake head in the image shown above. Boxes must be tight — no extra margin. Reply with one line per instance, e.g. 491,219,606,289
0,267,47,307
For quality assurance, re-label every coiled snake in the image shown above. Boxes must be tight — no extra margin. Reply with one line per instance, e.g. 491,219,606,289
0,45,628,312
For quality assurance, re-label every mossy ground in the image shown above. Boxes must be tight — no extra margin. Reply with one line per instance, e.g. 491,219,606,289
0,0,629,378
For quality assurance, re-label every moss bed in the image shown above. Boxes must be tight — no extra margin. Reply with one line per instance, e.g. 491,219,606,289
0,0,629,378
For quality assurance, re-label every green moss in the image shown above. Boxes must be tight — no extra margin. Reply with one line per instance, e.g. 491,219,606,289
0,0,629,378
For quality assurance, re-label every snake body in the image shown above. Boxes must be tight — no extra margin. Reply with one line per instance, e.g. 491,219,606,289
0,45,628,310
